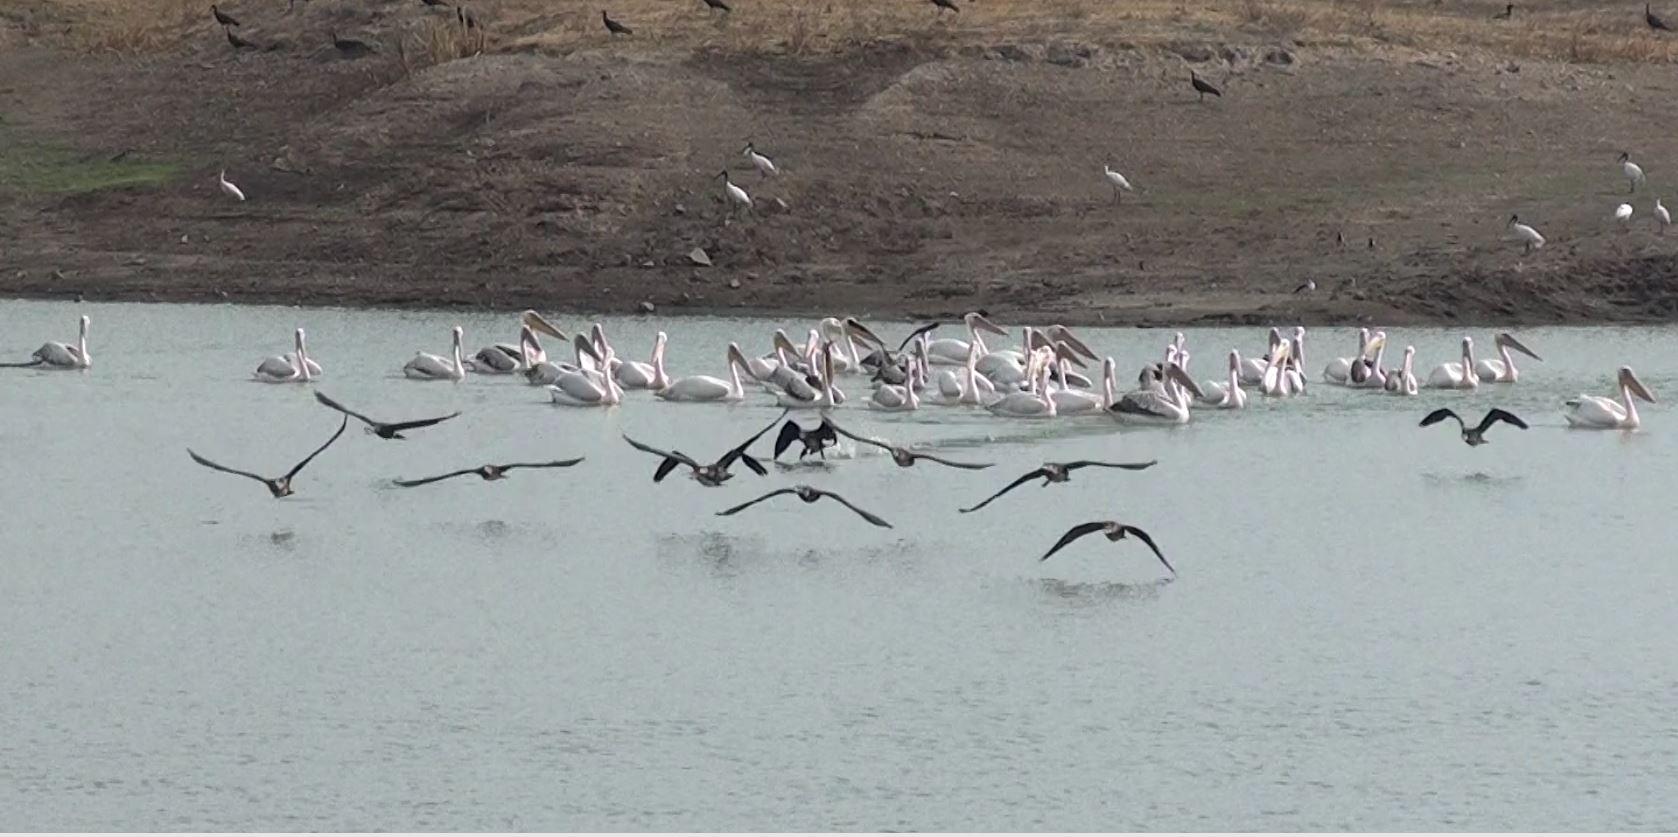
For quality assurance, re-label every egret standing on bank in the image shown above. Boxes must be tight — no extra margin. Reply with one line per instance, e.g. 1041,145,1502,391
218,169,245,201
1103,165,1134,204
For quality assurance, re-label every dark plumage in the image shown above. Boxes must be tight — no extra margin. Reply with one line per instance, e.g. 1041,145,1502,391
422,0,451,7
226,28,255,49
961,460,1158,513
187,416,347,498
823,419,993,470
602,9,632,35
1040,521,1174,576
330,30,376,55
929,0,959,12
1493,3,1513,19
313,391,459,440
622,416,778,486
773,416,838,461
1649,3,1672,30
1420,407,1528,446
1190,71,1222,101
212,4,241,26
393,459,584,487
701,0,731,11
716,485,893,529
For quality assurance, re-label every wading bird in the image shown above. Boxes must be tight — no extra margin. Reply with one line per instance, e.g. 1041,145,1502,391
313,391,459,440
602,9,632,34
1103,165,1134,204
1616,202,1635,229
1191,71,1222,101
719,170,752,215
822,419,994,470
960,460,1158,513
716,485,894,528
218,169,245,200
1508,214,1544,253
394,459,584,487
1657,198,1671,233
1420,408,1528,446
187,416,347,498
743,142,777,177
1620,152,1646,193
1039,521,1174,577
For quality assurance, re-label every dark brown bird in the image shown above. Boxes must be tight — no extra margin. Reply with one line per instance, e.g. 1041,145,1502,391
1040,521,1174,576
622,415,778,486
1191,71,1222,101
1649,3,1672,30
961,460,1158,513
822,419,993,471
422,0,451,7
1419,407,1528,446
1493,3,1513,19
602,9,632,35
773,416,838,461
393,459,584,488
187,416,347,498
456,6,478,28
313,391,459,440
211,4,240,26
929,0,959,13
330,30,376,55
716,485,893,529
225,28,255,49
701,0,731,11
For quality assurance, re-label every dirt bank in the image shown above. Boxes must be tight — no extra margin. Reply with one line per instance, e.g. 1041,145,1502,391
6,0,1678,325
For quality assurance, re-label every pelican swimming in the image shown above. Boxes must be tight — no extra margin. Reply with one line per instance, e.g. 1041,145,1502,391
469,311,565,374
549,356,623,407
1110,362,1204,424
524,334,595,386
253,328,319,383
1473,332,1543,383
1509,214,1545,253
1426,336,1480,389
1323,328,1369,384
985,352,1057,418
1346,331,1388,389
869,356,923,411
777,343,843,409
1198,350,1248,409
1563,366,1657,430
657,343,752,402
1047,353,1107,415
926,312,1008,365
403,326,467,381
616,332,666,389
2,314,91,370
1384,346,1419,396
1238,328,1280,385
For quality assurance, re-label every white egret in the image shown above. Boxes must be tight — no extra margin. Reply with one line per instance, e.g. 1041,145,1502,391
1616,202,1634,229
1102,165,1134,204
1658,198,1672,234
218,169,245,201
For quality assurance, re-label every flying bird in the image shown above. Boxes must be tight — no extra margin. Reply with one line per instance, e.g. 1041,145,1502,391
187,416,348,498
1191,71,1222,101
393,459,584,487
960,460,1158,513
1419,407,1528,446
773,416,838,461
313,391,459,440
602,10,632,35
212,4,241,26
622,415,779,486
716,485,894,528
822,419,993,470
1039,521,1174,576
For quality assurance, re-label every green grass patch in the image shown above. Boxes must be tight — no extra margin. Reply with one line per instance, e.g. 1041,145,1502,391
0,128,178,195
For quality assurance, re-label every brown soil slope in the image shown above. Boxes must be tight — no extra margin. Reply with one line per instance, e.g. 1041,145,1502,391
6,0,1678,324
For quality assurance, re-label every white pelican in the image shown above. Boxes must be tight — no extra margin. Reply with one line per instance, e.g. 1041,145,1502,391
1199,350,1248,409
1657,198,1671,234
1509,214,1545,253
656,344,751,403
469,311,564,374
986,353,1057,418
1047,352,1105,415
617,332,667,390
218,169,245,201
254,328,319,383
1260,339,1292,397
1323,328,1369,384
403,326,466,381
930,340,995,405
1110,363,1203,424
1282,335,1307,395
743,142,778,177
1103,164,1134,204
1616,202,1635,229
1347,331,1387,390
870,357,923,411
719,170,751,214
1384,346,1419,396
550,357,624,407
1473,332,1543,383
1620,152,1645,194
1426,336,1480,390
5,314,92,370
926,312,1008,366
1564,366,1656,430
1238,328,1279,385
819,317,885,375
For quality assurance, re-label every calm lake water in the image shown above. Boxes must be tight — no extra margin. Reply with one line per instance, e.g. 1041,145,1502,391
2,300,1676,830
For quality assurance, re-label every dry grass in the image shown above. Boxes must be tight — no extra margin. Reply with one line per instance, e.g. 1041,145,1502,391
26,0,1678,65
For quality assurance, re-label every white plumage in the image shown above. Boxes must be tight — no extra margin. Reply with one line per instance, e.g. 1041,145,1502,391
1656,198,1671,233
1507,214,1544,252
218,169,245,201
1615,202,1634,228
1620,152,1645,194
743,143,778,177
1102,164,1134,203
718,170,751,212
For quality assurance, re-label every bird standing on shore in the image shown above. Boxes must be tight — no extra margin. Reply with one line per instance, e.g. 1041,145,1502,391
602,10,632,35
1191,71,1222,102
211,5,241,26
1656,198,1671,233
1420,408,1528,446
719,170,752,215
1620,152,1646,193
743,143,778,178
1507,214,1544,253
1102,165,1134,204
1648,3,1672,30
218,169,245,201
1616,202,1635,229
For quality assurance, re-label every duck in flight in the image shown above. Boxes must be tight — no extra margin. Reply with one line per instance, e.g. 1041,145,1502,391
960,459,1158,513
1419,407,1528,446
313,391,460,440
822,419,993,470
716,485,893,528
622,415,779,486
1040,521,1174,577
393,459,584,487
773,415,838,461
187,416,348,498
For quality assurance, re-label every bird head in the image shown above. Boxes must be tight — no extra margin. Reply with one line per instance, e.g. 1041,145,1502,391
1619,151,1631,163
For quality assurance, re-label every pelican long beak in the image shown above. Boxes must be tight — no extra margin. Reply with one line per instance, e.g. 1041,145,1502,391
1165,363,1205,400
1622,367,1657,402
522,310,566,340
1053,342,1088,368
971,312,1009,336
841,317,884,349
727,343,748,370
1048,325,1098,362
574,334,602,363
1361,333,1386,359
1498,332,1543,361
772,329,800,356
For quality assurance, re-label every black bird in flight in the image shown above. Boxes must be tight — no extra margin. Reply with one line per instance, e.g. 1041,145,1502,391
313,391,459,440
1191,71,1222,101
187,416,348,498
773,415,838,461
1040,521,1174,577
393,459,585,488
211,4,241,26
1649,3,1672,30
717,485,894,529
823,419,993,470
1419,408,1528,446
961,460,1158,513
602,9,633,35
622,415,779,486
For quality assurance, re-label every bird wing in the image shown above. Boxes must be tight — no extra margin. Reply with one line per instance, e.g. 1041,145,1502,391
773,421,803,459
896,321,941,352
383,411,462,433
622,434,700,469
284,416,349,481
911,452,995,470
715,488,798,517
498,459,586,473
719,415,782,467
959,469,1048,513
1039,522,1111,562
737,453,768,477
1419,408,1462,430
1065,460,1158,471
822,419,893,453
392,469,480,488
312,390,381,428
187,449,269,485
813,490,894,529
1117,525,1175,575
1480,409,1529,433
